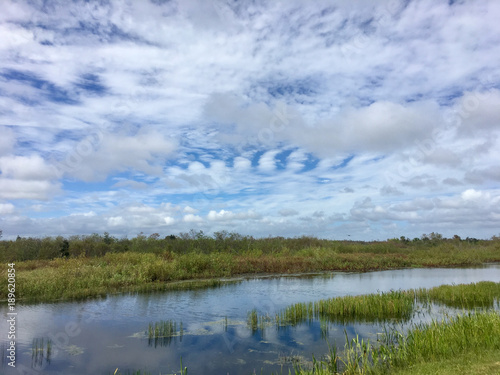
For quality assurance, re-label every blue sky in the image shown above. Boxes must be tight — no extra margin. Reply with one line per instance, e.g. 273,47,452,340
1,0,500,240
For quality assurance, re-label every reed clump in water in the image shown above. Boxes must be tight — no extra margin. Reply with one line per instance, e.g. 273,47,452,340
415,281,500,309
272,290,415,328
147,320,183,347
31,337,52,368
248,309,274,333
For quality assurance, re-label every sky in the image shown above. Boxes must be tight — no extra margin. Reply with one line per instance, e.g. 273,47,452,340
0,0,499,241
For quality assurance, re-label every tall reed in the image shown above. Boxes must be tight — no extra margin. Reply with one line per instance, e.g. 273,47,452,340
147,319,183,347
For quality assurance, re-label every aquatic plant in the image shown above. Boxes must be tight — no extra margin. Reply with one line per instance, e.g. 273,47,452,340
31,337,52,368
147,320,183,347
248,309,274,334
272,290,415,329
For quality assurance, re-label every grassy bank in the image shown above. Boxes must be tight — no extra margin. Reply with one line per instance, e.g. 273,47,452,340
1,237,500,302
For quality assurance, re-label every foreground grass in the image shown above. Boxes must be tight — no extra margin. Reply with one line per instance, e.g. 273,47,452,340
391,348,500,375
1,243,500,302
294,311,500,375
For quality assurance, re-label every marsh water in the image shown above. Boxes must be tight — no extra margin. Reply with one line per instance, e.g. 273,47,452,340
2,265,500,375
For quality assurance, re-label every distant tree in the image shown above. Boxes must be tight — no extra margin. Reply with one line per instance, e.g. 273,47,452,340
0,229,2,239
453,234,461,241
103,232,114,245
189,229,206,240
429,232,443,241
60,240,70,258
214,230,229,241
149,233,160,240
165,234,177,240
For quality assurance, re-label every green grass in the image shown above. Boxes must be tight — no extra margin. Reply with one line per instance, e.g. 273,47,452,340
292,311,500,375
390,348,500,375
415,281,500,308
0,252,242,302
147,320,183,339
271,290,415,327
147,319,183,348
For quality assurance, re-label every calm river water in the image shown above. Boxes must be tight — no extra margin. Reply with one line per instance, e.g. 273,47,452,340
1,265,500,374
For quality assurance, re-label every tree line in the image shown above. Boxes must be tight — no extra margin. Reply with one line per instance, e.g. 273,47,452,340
0,229,496,263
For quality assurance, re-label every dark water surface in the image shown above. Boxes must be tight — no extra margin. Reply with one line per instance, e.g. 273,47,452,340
1,265,500,374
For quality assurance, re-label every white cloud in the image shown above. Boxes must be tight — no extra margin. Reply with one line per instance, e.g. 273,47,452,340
258,150,279,173
183,206,198,214
53,129,177,182
108,216,125,227
183,214,203,223
0,155,57,180
0,203,15,214
0,179,60,200
207,209,260,222
164,216,175,225
461,189,489,201
233,157,251,171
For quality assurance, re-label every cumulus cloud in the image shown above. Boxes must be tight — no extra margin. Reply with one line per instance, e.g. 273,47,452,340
0,155,57,180
0,179,61,200
183,214,203,223
0,203,15,214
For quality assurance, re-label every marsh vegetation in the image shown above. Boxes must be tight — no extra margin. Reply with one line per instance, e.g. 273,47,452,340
248,281,500,332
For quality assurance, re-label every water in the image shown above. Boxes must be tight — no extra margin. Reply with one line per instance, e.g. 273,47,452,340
1,265,499,374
